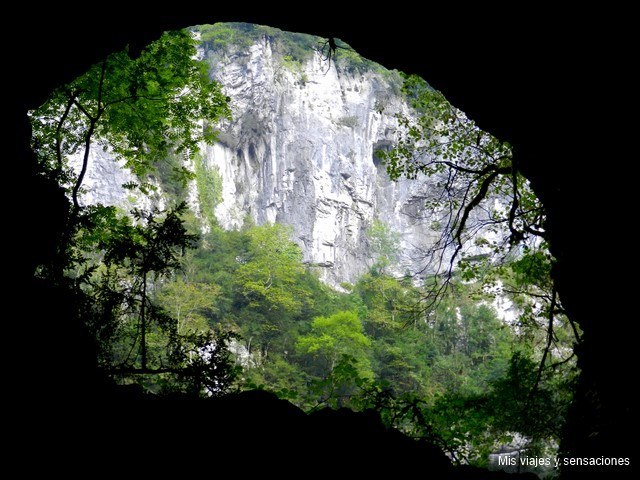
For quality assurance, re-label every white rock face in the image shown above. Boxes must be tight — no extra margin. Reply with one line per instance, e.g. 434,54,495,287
70,146,157,213
201,38,444,286
73,34,494,288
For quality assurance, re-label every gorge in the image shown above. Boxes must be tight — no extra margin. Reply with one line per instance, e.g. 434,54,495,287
16,13,636,478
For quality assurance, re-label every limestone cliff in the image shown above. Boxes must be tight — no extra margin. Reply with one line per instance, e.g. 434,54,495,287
197,26,443,286
76,24,478,287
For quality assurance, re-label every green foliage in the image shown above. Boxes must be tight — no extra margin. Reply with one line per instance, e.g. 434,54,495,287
235,223,309,314
198,23,319,87
197,23,316,65
198,23,256,51
326,40,404,85
245,353,308,400
66,187,574,455
253,25,317,64
334,46,369,73
370,329,434,396
170,327,241,397
83,203,238,396
510,250,553,289
99,203,196,277
198,23,404,92
336,115,359,128
30,31,235,397
152,152,195,202
156,279,221,334
193,153,223,228
370,71,577,467
352,349,572,467
380,69,405,96
366,219,400,273
378,74,547,288
280,54,308,85
175,224,565,457
332,41,380,74
382,73,510,182
356,271,419,334
146,217,543,440
305,355,371,409
31,29,230,204
297,311,372,378
488,352,567,440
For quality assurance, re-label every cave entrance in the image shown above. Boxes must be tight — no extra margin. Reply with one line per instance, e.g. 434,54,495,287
28,22,579,476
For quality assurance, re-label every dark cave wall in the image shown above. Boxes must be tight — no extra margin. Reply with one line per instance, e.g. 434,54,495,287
12,6,634,475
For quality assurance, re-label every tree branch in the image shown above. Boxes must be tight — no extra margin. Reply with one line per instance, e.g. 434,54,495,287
71,117,97,212
55,92,77,173
530,287,557,398
71,62,108,212
549,352,576,370
453,168,508,244
103,94,172,108
508,161,524,244
97,59,107,112
72,99,93,121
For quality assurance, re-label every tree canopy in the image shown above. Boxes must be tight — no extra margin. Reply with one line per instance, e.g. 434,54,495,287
30,29,236,396
31,29,230,210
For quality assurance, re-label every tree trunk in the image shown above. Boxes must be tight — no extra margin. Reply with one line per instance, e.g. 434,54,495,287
55,93,76,175
140,270,148,370
71,118,96,212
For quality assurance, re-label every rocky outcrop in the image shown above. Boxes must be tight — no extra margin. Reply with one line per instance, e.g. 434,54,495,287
199,35,442,286
76,28,490,288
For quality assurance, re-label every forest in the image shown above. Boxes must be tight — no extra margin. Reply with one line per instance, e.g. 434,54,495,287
28,24,581,475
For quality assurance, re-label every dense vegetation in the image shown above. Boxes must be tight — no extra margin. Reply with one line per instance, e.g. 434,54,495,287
29,23,578,473
156,218,575,467
30,30,236,395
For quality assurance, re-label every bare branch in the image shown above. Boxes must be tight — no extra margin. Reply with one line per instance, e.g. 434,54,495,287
453,168,508,244
54,92,77,173
530,286,557,398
